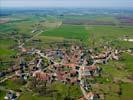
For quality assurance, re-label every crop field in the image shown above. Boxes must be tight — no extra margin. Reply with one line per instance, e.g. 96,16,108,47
86,25,133,48
62,15,118,25
0,39,17,57
42,24,89,41
0,10,133,100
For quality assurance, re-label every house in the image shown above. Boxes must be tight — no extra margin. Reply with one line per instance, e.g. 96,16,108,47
4,91,17,100
87,92,94,100
63,63,77,69
33,70,49,81
15,70,21,76
81,66,100,77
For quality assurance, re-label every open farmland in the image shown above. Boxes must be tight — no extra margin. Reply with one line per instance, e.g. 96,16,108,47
62,15,118,25
86,25,133,48
42,24,89,42
0,8,133,100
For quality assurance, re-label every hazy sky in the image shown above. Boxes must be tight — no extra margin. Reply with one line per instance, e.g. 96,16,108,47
1,0,133,8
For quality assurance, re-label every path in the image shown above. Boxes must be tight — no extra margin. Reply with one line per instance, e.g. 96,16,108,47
0,74,16,83
20,30,43,47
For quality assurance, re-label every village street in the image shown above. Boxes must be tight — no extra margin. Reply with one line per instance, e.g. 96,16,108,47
0,74,16,84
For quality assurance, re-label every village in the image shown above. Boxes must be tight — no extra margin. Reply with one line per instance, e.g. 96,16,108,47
0,31,128,100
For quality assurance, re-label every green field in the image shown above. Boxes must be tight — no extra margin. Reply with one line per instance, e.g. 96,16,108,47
102,53,133,78
42,24,89,41
0,39,17,55
86,26,133,48
19,82,82,100
120,83,133,100
0,13,133,100
62,15,117,22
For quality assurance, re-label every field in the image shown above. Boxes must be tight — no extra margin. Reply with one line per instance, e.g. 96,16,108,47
120,83,133,100
0,39,17,70
91,52,133,100
42,24,89,41
0,80,82,100
19,82,82,100
0,9,133,100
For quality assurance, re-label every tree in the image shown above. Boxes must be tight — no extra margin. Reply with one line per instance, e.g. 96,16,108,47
27,77,48,96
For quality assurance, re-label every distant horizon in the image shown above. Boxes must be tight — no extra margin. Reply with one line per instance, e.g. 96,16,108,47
1,0,133,9
1,6,133,11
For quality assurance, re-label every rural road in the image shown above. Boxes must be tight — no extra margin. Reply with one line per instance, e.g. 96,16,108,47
20,30,43,47
0,74,16,83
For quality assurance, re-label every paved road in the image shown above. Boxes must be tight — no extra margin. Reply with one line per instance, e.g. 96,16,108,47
36,59,42,68
78,65,89,100
0,74,16,83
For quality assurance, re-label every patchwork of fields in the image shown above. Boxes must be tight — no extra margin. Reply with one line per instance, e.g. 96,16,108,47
0,13,133,100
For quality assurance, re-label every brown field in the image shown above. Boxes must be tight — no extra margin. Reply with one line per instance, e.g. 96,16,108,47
63,19,116,25
0,19,10,24
116,16,133,25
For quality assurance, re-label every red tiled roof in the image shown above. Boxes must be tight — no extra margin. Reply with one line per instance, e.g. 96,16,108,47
63,63,77,68
81,66,97,71
33,71,49,81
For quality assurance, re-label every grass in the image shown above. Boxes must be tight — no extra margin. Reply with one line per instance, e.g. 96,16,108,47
62,15,117,22
0,39,17,56
92,83,120,94
0,14,133,100
35,36,64,42
105,95,120,100
120,53,133,72
51,82,82,99
0,80,23,90
0,91,6,100
86,26,133,48
19,82,82,100
92,83,120,100
102,62,127,78
42,24,89,42
19,92,52,100
102,53,133,79
0,49,16,56
100,53,133,100
120,83,133,100
0,15,44,34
